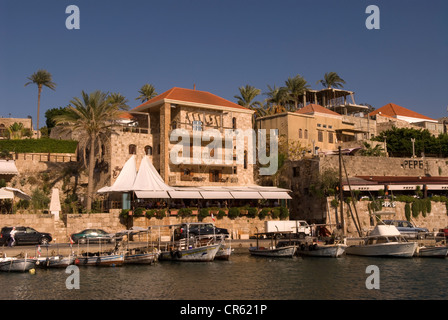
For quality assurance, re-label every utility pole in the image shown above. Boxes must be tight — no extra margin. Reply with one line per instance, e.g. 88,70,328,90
411,138,416,158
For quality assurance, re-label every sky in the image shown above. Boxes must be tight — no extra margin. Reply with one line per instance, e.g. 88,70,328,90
0,0,447,127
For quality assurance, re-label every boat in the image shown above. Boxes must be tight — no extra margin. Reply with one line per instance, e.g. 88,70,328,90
124,247,159,264
156,223,223,262
0,255,37,272
77,251,124,266
37,255,76,268
345,225,417,258
296,242,347,258
415,245,448,258
214,235,232,261
249,232,296,258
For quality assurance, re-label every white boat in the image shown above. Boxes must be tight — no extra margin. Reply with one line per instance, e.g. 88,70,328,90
345,225,417,258
415,246,448,258
215,246,233,260
0,256,37,272
249,232,296,258
37,255,76,268
157,223,223,262
297,242,347,258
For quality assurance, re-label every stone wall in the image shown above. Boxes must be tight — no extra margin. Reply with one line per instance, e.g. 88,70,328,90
326,198,448,236
0,213,276,243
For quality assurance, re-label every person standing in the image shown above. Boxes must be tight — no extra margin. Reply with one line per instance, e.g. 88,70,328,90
9,227,17,247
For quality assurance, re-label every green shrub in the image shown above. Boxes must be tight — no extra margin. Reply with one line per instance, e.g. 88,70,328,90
145,209,156,219
156,209,166,219
258,208,270,220
0,138,78,153
217,209,226,219
425,198,431,214
411,201,419,218
271,207,281,219
120,209,130,219
198,208,209,221
178,207,192,217
228,207,240,220
247,207,258,218
134,207,145,216
279,206,289,220
405,202,411,221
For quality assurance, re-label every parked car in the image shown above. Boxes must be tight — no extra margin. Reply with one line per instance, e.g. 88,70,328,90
382,220,429,239
174,223,229,240
70,229,121,244
0,226,52,246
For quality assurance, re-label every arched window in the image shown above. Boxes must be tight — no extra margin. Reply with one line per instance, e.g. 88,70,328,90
145,145,153,155
232,117,237,129
244,150,248,169
298,129,303,139
304,129,308,139
129,144,137,155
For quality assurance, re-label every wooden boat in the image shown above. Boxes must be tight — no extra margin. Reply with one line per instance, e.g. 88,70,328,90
156,223,223,262
0,255,37,272
345,225,417,258
415,246,448,258
124,247,159,264
296,242,347,258
77,252,124,266
249,232,296,258
37,255,76,268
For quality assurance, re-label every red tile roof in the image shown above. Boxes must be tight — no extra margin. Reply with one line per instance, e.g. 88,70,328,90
132,87,249,111
295,104,341,117
369,103,435,121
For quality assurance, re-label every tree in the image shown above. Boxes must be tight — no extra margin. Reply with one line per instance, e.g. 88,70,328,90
25,70,56,138
234,85,262,109
283,75,309,110
107,92,130,110
45,107,70,135
136,84,158,103
317,72,346,89
53,90,123,212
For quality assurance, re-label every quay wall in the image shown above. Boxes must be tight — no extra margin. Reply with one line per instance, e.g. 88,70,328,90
0,213,270,243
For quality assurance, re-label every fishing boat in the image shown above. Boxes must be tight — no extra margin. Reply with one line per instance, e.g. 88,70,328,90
345,225,417,258
296,242,347,258
0,255,37,272
77,251,124,266
156,223,223,262
35,245,76,268
249,232,296,258
415,245,448,258
124,247,159,264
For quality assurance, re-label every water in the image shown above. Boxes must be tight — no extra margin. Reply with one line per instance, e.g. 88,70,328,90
1,252,447,301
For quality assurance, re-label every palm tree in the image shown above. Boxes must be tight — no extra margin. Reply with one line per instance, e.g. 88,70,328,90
25,70,56,138
53,90,123,212
136,84,158,103
317,72,346,89
234,85,262,109
264,84,287,109
283,75,309,110
107,92,130,110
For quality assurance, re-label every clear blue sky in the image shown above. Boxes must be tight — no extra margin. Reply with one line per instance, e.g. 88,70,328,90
1,0,447,126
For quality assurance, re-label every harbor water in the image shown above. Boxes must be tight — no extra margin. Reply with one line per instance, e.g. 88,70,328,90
1,251,447,301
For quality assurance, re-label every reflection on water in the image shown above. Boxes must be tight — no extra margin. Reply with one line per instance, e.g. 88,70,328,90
0,253,447,300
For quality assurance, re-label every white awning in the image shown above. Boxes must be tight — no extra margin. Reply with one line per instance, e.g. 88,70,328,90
135,191,170,199
168,191,203,199
0,160,18,175
387,184,423,191
230,191,264,199
343,185,384,191
0,187,31,200
259,191,292,200
0,188,13,199
200,191,233,199
426,185,448,190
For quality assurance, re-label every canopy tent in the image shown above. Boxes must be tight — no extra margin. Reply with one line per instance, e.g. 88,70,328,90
0,160,19,175
97,156,292,201
0,187,31,200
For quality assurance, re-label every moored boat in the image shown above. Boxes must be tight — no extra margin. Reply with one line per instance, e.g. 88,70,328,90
345,225,417,258
124,247,159,264
415,245,448,258
296,242,347,258
0,256,37,272
37,255,76,268
77,252,124,266
249,231,296,258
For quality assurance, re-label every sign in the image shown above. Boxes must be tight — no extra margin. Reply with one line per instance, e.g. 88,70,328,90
402,160,424,169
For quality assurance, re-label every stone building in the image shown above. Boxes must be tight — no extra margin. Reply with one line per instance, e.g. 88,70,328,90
0,117,33,139
107,87,255,189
